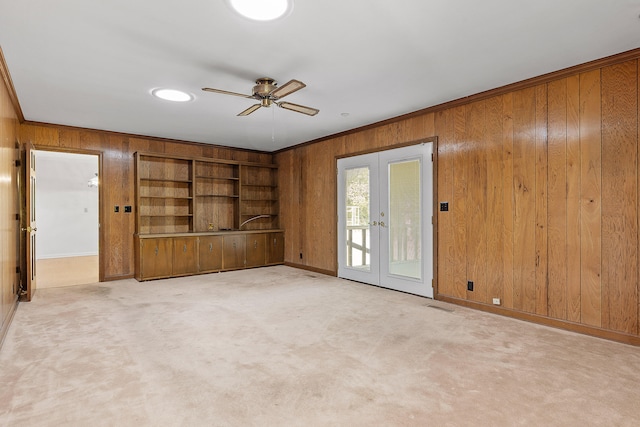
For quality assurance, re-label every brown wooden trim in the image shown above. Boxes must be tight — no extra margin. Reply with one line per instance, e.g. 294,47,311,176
0,45,25,122
276,47,640,155
23,120,272,155
0,294,18,350
284,262,336,277
436,294,640,346
335,137,438,160
102,273,135,282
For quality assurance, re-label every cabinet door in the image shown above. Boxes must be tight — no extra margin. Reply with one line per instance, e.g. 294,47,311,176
246,234,266,267
223,235,246,269
266,232,285,264
199,235,223,272
173,237,198,275
140,238,173,279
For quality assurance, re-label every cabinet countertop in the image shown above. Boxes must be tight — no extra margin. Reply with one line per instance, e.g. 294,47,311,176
136,229,284,239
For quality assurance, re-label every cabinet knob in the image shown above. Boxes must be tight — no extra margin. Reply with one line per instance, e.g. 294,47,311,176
209,243,213,252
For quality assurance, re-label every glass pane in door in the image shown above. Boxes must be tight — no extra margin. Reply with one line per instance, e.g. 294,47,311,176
388,159,421,279
345,167,370,270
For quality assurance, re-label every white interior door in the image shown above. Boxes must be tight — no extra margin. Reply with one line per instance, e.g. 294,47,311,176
338,143,433,298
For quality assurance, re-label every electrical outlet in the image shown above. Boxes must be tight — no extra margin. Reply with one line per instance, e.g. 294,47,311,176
440,202,449,212
124,205,132,213
114,205,119,213
492,298,501,305
467,281,474,291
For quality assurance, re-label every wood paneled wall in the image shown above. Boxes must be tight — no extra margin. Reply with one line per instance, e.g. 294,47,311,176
276,54,640,343
19,124,273,281
0,62,19,346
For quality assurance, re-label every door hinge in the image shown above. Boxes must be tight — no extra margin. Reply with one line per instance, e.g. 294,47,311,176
431,153,434,162
16,266,20,274
15,213,19,220
15,160,21,167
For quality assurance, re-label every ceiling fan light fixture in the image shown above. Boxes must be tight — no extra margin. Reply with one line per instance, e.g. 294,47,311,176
152,88,193,102
227,0,293,21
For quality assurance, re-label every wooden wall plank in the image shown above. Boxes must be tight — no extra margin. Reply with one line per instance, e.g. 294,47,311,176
486,95,505,304
601,60,639,334
435,109,454,296
512,88,537,313
579,69,602,327
546,78,568,319
502,93,515,309
465,101,487,302
452,106,468,299
535,84,548,316
566,75,582,323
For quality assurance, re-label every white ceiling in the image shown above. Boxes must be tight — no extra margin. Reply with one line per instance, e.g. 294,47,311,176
1,0,640,152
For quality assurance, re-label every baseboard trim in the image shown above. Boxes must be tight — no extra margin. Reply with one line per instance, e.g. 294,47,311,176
0,294,19,350
436,294,640,346
284,262,336,277
102,273,135,282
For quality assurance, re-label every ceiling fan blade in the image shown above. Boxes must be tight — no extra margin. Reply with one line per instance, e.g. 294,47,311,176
278,102,319,116
202,87,253,98
270,79,306,99
238,104,262,116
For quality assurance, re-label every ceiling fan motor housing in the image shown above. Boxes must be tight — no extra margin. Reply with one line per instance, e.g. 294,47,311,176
253,78,278,99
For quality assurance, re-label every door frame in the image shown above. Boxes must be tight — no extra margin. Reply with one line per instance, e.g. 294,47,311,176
335,137,439,297
21,145,104,300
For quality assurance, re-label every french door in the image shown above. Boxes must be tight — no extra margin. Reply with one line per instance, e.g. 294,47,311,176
337,143,433,297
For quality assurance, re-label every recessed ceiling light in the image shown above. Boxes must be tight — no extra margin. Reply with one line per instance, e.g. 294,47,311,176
227,0,293,21
152,88,193,102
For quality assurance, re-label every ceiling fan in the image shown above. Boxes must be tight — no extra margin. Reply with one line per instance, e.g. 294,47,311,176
202,77,319,117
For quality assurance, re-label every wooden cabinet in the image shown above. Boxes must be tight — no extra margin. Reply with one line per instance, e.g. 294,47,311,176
136,237,173,280
199,235,223,272
266,232,285,265
134,152,283,281
173,237,198,276
135,231,283,281
223,234,246,270
246,233,267,267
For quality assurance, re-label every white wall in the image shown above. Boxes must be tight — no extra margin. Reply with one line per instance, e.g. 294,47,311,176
35,151,99,259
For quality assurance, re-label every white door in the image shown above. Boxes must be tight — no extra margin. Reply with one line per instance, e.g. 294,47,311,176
337,143,433,298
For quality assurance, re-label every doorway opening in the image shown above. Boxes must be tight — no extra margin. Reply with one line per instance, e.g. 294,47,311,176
34,150,100,288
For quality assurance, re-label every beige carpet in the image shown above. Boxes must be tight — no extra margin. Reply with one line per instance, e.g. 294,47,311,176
1,266,639,426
